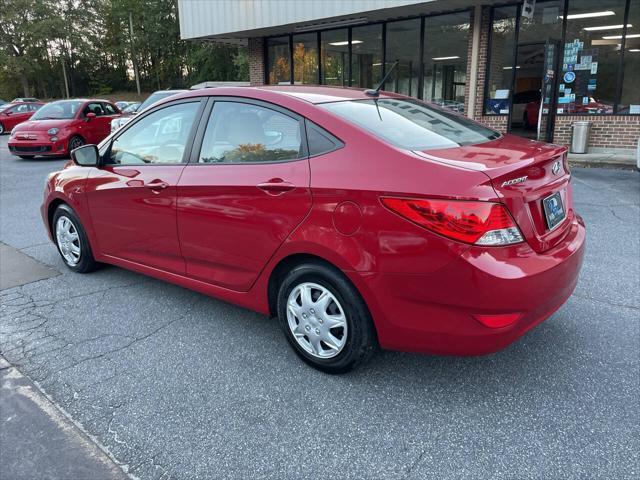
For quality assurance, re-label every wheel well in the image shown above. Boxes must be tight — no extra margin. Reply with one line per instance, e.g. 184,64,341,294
267,254,345,318
47,199,67,234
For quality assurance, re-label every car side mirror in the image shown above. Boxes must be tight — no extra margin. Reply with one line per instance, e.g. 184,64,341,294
85,112,96,122
71,144,99,167
5,111,12,115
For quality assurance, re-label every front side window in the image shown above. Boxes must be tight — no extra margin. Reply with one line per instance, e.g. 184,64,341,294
322,98,500,150
31,100,83,120
11,104,30,114
198,102,302,164
108,102,199,165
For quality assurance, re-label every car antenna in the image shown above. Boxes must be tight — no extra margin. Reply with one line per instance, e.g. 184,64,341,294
365,60,399,97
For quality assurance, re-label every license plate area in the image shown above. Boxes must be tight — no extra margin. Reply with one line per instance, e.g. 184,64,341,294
542,191,566,231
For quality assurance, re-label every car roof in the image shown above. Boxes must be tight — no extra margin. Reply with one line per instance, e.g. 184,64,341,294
175,85,404,105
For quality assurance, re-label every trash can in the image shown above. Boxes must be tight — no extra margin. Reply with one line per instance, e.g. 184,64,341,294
570,121,591,154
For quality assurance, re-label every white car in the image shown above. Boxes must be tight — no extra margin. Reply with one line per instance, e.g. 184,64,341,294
110,90,186,132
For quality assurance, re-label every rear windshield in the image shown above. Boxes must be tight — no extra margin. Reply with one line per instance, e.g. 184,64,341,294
321,98,500,150
31,100,83,120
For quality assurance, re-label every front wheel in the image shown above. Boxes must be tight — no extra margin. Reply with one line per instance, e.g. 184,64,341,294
68,135,84,153
277,262,377,373
53,204,98,273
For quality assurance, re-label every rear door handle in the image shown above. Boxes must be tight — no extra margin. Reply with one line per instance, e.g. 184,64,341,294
257,178,295,195
146,180,169,192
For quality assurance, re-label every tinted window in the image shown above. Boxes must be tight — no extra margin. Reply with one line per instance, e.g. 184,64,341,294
322,98,500,150
108,102,199,165
306,122,342,156
31,100,83,120
198,102,302,164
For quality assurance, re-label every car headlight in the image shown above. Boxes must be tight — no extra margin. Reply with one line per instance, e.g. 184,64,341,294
47,128,59,135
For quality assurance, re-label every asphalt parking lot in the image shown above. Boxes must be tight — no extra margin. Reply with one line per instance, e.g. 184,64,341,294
0,135,638,480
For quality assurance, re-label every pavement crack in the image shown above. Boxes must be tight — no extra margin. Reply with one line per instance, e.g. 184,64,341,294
572,292,640,311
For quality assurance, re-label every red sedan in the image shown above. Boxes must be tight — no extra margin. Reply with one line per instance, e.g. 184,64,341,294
41,86,585,372
0,101,44,135
8,99,120,159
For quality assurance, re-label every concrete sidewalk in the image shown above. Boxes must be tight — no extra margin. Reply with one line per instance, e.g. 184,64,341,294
568,151,638,169
0,356,129,480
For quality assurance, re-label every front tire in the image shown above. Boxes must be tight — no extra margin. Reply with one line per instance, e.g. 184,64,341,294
68,135,84,153
277,262,377,373
52,204,98,273
0,122,5,134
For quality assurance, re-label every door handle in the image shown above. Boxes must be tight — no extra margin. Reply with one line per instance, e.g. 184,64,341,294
146,180,169,192
257,178,295,196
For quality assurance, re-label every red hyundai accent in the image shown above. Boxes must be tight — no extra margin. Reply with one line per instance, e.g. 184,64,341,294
0,101,44,135
9,99,120,159
40,86,585,372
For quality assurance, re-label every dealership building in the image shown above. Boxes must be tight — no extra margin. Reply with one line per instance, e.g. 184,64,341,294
178,0,639,152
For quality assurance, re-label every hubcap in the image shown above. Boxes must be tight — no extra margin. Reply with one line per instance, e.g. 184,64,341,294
286,282,348,359
55,216,81,265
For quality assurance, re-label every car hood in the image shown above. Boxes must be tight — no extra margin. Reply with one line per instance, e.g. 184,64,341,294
12,119,74,132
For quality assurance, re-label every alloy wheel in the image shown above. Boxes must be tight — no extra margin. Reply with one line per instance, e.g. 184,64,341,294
69,136,84,150
286,282,348,359
55,216,81,265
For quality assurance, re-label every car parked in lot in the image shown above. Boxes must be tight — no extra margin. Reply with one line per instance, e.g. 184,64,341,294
8,99,120,159
121,102,141,113
12,97,40,103
0,101,44,134
41,86,585,372
110,90,186,132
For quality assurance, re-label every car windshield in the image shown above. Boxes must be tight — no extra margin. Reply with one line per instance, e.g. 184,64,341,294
138,92,177,112
31,100,83,120
123,103,140,113
321,98,500,150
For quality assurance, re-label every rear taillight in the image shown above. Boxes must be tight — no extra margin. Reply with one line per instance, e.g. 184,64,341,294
381,197,523,246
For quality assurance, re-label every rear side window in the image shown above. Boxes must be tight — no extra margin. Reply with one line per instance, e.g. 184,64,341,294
198,101,303,164
306,122,343,157
321,98,500,150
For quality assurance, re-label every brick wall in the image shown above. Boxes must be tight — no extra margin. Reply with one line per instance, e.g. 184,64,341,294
554,116,640,150
248,38,265,86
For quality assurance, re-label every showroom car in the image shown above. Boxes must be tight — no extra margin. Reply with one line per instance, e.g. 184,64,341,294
41,86,585,372
8,99,121,159
0,101,44,134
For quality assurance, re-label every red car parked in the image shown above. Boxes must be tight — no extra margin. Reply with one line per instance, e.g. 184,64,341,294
8,99,120,159
0,101,44,135
41,86,585,372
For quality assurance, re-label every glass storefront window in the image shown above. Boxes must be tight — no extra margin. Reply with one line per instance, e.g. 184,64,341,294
385,19,421,96
293,33,318,84
351,24,383,88
423,12,470,113
267,36,291,85
619,1,639,114
321,29,348,86
559,0,626,115
485,6,518,114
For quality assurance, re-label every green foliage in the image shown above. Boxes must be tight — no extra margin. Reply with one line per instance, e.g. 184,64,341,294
0,0,248,100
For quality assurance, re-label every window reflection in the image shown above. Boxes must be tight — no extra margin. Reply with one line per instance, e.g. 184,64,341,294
321,29,348,86
267,36,291,85
423,12,470,113
619,1,639,113
386,19,421,96
293,33,318,84
485,6,518,114
351,24,383,88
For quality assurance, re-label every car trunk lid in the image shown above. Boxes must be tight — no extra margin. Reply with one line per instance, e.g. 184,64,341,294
415,134,573,253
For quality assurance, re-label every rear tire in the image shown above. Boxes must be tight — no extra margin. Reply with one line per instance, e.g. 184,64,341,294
277,262,377,373
52,204,98,273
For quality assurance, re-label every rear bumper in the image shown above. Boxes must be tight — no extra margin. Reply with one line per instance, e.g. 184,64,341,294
361,213,586,355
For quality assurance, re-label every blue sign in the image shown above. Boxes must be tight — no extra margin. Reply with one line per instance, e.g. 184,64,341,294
564,71,576,83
